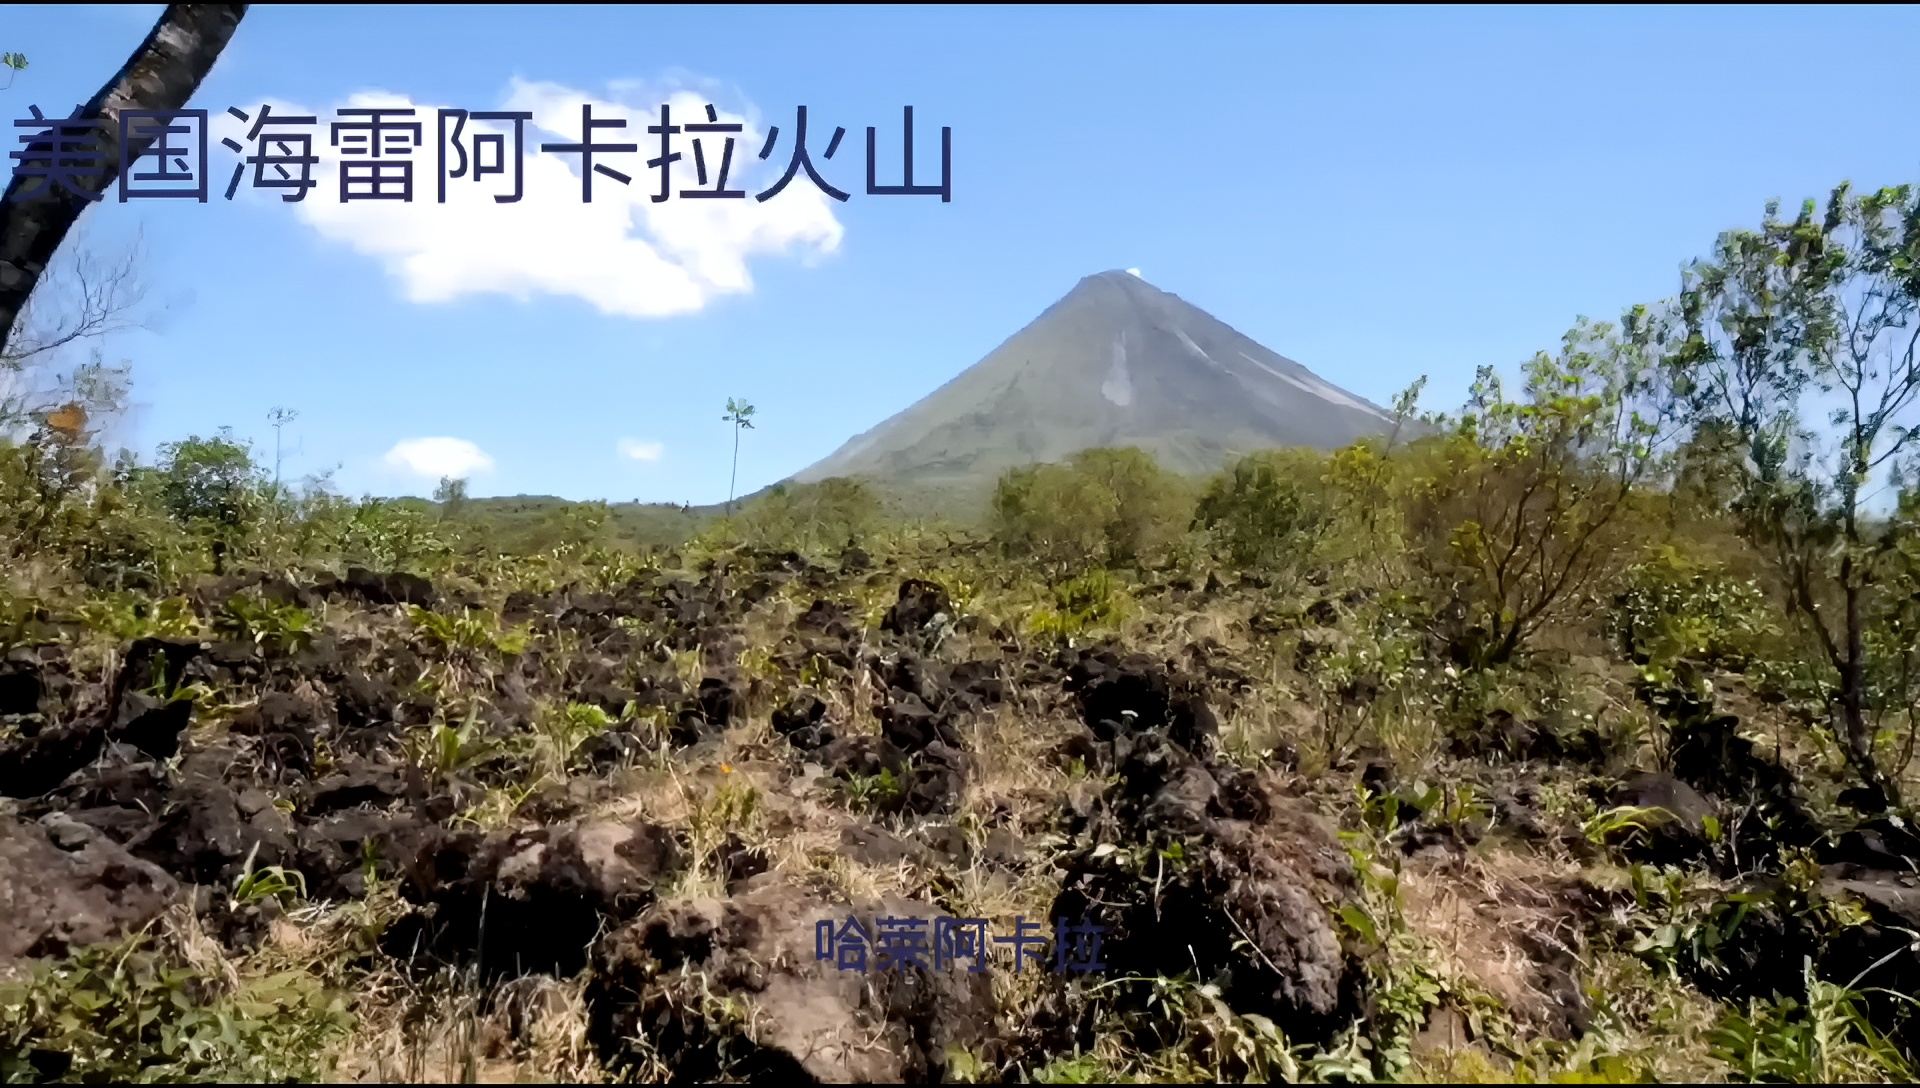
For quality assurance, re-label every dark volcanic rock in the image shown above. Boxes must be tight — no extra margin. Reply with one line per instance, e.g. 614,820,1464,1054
901,741,970,818
321,567,438,608
771,691,837,751
0,640,202,799
876,690,963,754
588,883,998,1082
397,818,682,979
0,656,43,717
1050,793,1359,1046
817,735,910,782
1047,654,1364,1049
126,766,298,887
304,763,419,815
881,579,952,637
1064,648,1219,760
0,720,114,800
839,822,933,867
1606,771,1718,863
0,816,181,964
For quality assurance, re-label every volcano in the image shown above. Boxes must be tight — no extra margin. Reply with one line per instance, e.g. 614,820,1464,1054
793,269,1403,487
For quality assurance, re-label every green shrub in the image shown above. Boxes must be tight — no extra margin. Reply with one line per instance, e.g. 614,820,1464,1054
320,498,454,573
71,478,195,592
1192,448,1331,576
735,477,881,555
1027,568,1132,641
1402,317,1673,667
990,462,1112,579
1613,546,1776,674
990,447,1185,579
0,935,353,1083
406,604,529,656
76,594,201,643
0,436,102,561
1708,958,1915,1083
219,592,316,654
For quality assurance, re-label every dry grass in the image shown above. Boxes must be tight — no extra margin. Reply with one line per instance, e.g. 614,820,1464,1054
338,973,601,1084
1122,598,1243,652
1400,846,1592,1039
1570,951,1730,1083
961,705,1074,817
1220,679,1318,769
1402,844,1732,1085
138,896,605,1086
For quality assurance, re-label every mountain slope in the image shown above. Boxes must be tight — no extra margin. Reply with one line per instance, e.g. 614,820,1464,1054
793,270,1402,487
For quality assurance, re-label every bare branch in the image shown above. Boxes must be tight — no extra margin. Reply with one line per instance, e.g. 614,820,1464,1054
3,227,150,367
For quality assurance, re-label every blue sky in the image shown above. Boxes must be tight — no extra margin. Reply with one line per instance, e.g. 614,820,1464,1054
7,4,1919,504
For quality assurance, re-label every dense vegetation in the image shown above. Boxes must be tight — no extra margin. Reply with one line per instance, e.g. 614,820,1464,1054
3,185,1920,1083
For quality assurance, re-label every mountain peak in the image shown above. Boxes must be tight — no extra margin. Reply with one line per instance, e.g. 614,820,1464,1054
1061,268,1163,311
791,273,1399,488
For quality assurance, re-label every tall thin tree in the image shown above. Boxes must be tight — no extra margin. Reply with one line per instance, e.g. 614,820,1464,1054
268,405,297,495
723,397,756,516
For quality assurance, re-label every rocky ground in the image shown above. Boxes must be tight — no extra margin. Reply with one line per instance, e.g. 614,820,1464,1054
2,541,1917,1083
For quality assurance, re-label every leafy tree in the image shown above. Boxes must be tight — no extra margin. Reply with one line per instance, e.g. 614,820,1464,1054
1872,486,1920,786
991,462,1116,580
1193,448,1332,577
155,428,264,572
433,475,469,519
1669,183,1920,809
0,413,100,557
990,447,1184,579
722,397,755,516
536,500,612,553
1321,376,1434,576
1408,313,1678,667
4,315,138,440
327,498,452,572
71,452,193,591
1066,447,1188,566
1666,417,1747,526
737,476,880,554
1,38,156,444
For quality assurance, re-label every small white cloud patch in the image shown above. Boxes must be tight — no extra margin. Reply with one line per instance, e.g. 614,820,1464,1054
1125,267,1143,278
384,437,494,479
617,437,664,462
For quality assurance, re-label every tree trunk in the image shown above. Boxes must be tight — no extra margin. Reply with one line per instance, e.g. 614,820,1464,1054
1839,575,1901,811
727,425,740,516
0,4,249,358
1487,619,1523,669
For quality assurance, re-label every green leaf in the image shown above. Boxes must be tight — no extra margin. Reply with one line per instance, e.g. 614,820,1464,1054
1338,903,1379,944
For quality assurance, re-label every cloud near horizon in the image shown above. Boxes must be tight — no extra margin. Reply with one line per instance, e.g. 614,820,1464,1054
383,436,495,479
220,76,845,319
617,437,664,462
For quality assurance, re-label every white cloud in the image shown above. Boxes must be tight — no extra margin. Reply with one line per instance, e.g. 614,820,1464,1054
383,437,494,479
617,437,664,462
221,77,845,319
1126,267,1143,278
